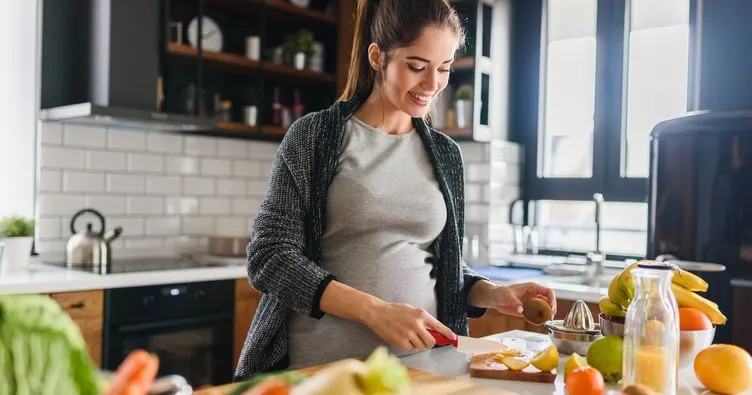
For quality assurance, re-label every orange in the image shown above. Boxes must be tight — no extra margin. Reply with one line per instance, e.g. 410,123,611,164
566,367,605,395
694,344,752,394
679,307,712,331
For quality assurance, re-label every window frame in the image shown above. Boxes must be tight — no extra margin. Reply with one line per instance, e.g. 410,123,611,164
511,0,700,205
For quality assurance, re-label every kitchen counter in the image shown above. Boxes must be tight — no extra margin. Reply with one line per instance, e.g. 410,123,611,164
0,260,247,294
400,330,721,395
0,256,612,302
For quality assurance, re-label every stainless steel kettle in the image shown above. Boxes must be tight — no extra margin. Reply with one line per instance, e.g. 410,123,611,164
66,208,122,267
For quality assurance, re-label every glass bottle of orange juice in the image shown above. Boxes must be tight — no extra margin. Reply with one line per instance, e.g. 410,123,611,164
622,261,680,395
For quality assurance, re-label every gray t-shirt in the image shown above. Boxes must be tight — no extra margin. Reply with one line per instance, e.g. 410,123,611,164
287,116,447,369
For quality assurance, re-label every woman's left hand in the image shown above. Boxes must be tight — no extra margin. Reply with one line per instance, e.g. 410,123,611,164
490,282,557,317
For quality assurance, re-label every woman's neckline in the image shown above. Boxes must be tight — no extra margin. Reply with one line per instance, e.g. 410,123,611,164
350,116,416,139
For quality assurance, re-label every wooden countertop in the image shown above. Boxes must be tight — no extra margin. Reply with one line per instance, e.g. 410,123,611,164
194,363,515,395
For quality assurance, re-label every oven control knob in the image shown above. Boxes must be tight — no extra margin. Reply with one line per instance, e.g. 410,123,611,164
142,295,155,306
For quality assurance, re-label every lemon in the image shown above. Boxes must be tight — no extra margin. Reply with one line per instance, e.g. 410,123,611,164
530,344,559,372
564,353,588,381
587,336,624,383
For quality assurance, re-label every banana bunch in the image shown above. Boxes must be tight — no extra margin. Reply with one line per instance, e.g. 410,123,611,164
600,260,727,325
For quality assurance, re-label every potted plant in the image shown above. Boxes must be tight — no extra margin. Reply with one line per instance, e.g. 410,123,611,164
282,34,297,66
454,84,474,129
0,215,35,270
295,30,316,70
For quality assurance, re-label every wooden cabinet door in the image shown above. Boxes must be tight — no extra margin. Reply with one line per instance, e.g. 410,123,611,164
234,278,262,370
48,290,104,368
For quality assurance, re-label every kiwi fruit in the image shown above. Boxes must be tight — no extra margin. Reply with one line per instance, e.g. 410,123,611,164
522,297,553,326
621,383,655,395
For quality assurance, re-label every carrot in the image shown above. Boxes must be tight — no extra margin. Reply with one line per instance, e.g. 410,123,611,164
243,378,291,395
105,350,152,395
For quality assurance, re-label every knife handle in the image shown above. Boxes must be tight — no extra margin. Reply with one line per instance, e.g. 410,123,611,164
426,328,458,347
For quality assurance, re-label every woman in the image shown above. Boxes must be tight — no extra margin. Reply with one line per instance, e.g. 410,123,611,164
233,0,557,379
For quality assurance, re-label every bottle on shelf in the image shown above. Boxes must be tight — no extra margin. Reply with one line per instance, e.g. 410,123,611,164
292,90,305,121
272,86,282,126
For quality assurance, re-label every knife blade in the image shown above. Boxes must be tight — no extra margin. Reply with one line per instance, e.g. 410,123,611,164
427,328,508,354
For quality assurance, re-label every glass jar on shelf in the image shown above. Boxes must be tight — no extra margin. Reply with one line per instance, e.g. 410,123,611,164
622,261,680,395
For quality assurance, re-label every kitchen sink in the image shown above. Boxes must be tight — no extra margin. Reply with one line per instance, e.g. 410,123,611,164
538,273,617,288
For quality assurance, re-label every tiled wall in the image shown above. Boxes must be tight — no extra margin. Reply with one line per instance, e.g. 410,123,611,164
36,122,522,263
36,122,276,259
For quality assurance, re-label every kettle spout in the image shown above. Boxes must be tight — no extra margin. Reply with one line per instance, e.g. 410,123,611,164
104,226,123,244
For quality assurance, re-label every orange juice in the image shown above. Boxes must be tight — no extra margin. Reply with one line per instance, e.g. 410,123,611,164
634,345,670,393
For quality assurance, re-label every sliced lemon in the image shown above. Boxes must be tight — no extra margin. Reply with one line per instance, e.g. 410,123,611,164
501,357,530,371
564,352,588,381
530,344,559,372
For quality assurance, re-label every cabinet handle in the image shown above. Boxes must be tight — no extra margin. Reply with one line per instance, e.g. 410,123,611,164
70,302,85,309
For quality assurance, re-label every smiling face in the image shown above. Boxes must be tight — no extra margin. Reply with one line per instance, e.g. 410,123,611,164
370,25,458,118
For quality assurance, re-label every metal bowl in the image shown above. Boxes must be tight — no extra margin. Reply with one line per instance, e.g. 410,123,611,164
546,320,603,355
598,313,625,338
679,326,715,369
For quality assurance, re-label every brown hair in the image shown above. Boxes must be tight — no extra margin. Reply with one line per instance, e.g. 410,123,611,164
338,0,465,101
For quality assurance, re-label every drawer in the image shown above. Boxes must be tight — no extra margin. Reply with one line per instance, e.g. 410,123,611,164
48,290,103,320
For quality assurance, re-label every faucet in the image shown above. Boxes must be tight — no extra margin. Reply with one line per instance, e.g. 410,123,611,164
585,193,605,280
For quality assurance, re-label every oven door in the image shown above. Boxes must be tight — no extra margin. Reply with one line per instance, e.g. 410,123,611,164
105,313,234,389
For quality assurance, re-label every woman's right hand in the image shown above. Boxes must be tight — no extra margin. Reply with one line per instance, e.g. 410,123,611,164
365,301,456,352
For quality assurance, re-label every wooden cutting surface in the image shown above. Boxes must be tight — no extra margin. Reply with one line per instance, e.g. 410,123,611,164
194,364,517,394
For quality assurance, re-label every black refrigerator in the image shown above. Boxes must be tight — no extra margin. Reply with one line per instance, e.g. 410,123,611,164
647,109,752,345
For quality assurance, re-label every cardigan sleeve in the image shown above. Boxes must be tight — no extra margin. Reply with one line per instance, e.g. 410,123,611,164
462,262,489,318
246,125,335,319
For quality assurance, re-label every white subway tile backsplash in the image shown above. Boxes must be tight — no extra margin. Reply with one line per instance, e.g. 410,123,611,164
86,150,126,171
37,217,62,239
147,176,182,195
166,156,199,175
182,217,215,234
201,158,231,176
41,123,63,145
217,139,248,158
259,162,273,177
36,240,68,254
200,197,231,215
183,177,215,195
147,133,182,153
124,237,164,249
107,174,145,194
166,197,198,215
128,153,164,173
63,171,105,193
458,142,489,163
145,217,181,236
108,129,146,151
109,217,145,236
126,196,163,215
217,179,246,196
465,184,483,203
85,196,126,215
248,142,278,159
247,180,268,196
232,198,260,215
466,204,490,223
63,125,106,148
41,147,85,169
467,164,491,182
185,136,217,156
38,194,85,216
216,217,248,235
39,170,62,192
232,161,261,178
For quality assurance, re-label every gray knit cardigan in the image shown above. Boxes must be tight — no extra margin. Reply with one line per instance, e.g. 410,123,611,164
233,92,489,380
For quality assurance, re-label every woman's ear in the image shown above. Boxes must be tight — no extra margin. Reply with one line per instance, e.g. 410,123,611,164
367,43,382,70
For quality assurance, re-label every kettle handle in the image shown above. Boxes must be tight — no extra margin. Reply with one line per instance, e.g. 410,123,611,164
70,208,106,236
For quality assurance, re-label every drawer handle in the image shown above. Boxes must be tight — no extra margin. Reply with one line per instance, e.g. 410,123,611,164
70,302,85,309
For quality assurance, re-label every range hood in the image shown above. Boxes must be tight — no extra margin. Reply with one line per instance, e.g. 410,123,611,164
40,0,216,131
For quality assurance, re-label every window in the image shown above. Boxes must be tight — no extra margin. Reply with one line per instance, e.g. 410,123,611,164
511,0,694,257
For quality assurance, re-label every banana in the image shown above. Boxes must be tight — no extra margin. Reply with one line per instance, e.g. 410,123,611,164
598,295,626,318
671,283,726,325
671,267,709,292
608,262,638,308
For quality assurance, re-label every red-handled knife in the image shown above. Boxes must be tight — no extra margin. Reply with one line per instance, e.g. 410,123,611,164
427,328,507,354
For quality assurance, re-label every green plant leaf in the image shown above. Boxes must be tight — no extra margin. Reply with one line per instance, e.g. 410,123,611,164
0,215,35,238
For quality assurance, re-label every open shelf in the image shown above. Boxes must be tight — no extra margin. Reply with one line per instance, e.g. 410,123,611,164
453,57,475,71
217,122,259,133
207,0,337,25
167,43,336,83
443,128,472,136
261,125,288,136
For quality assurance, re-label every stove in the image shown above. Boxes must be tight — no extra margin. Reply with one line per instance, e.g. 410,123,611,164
44,255,246,275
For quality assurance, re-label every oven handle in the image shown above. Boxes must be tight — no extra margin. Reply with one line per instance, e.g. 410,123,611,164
114,313,233,333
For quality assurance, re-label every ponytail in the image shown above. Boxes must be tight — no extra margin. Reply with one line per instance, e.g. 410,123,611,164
338,0,378,101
